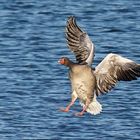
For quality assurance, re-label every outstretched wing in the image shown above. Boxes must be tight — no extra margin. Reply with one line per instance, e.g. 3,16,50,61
66,16,95,66
94,53,140,95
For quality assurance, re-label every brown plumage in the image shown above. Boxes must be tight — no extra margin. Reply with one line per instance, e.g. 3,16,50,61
58,16,140,116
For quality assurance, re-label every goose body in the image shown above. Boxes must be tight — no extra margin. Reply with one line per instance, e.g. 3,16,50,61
69,64,96,101
59,16,140,116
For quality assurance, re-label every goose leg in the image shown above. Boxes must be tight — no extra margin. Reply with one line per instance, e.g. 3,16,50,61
60,96,77,112
75,99,90,116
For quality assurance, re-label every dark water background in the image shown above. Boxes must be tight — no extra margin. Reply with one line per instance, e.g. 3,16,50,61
0,0,140,139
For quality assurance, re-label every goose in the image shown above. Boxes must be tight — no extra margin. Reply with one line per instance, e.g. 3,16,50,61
58,16,140,116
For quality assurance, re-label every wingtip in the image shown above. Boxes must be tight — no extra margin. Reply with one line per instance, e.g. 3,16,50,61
68,16,75,20
66,16,83,33
67,16,76,25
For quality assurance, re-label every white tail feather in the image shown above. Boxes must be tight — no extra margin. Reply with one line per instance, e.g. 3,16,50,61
80,99,102,115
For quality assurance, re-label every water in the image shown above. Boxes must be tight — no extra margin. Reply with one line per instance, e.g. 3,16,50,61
0,0,140,139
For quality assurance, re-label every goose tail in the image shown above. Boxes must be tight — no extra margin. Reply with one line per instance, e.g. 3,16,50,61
80,95,102,115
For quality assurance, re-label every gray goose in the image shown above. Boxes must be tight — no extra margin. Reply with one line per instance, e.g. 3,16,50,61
58,16,140,116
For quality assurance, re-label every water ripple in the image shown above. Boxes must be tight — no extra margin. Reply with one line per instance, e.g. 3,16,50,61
0,0,140,139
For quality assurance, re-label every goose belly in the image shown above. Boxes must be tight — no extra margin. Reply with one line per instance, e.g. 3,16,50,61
72,76,96,102
74,81,88,101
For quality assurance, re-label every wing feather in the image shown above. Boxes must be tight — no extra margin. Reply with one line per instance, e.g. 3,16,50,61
94,53,140,95
66,16,95,66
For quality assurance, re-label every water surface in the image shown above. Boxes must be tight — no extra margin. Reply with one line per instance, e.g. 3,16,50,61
0,0,140,139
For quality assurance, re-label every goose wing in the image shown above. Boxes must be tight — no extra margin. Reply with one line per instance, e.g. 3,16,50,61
66,16,95,66
94,53,140,95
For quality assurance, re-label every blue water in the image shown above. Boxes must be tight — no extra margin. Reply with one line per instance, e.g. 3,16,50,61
0,0,140,139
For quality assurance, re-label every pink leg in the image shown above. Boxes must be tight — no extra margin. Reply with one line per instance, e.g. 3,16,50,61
75,99,90,116
60,97,77,112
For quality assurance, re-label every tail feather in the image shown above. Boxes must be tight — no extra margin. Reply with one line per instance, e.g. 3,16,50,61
80,99,102,115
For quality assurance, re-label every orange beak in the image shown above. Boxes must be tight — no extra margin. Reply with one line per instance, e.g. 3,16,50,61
58,58,65,65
